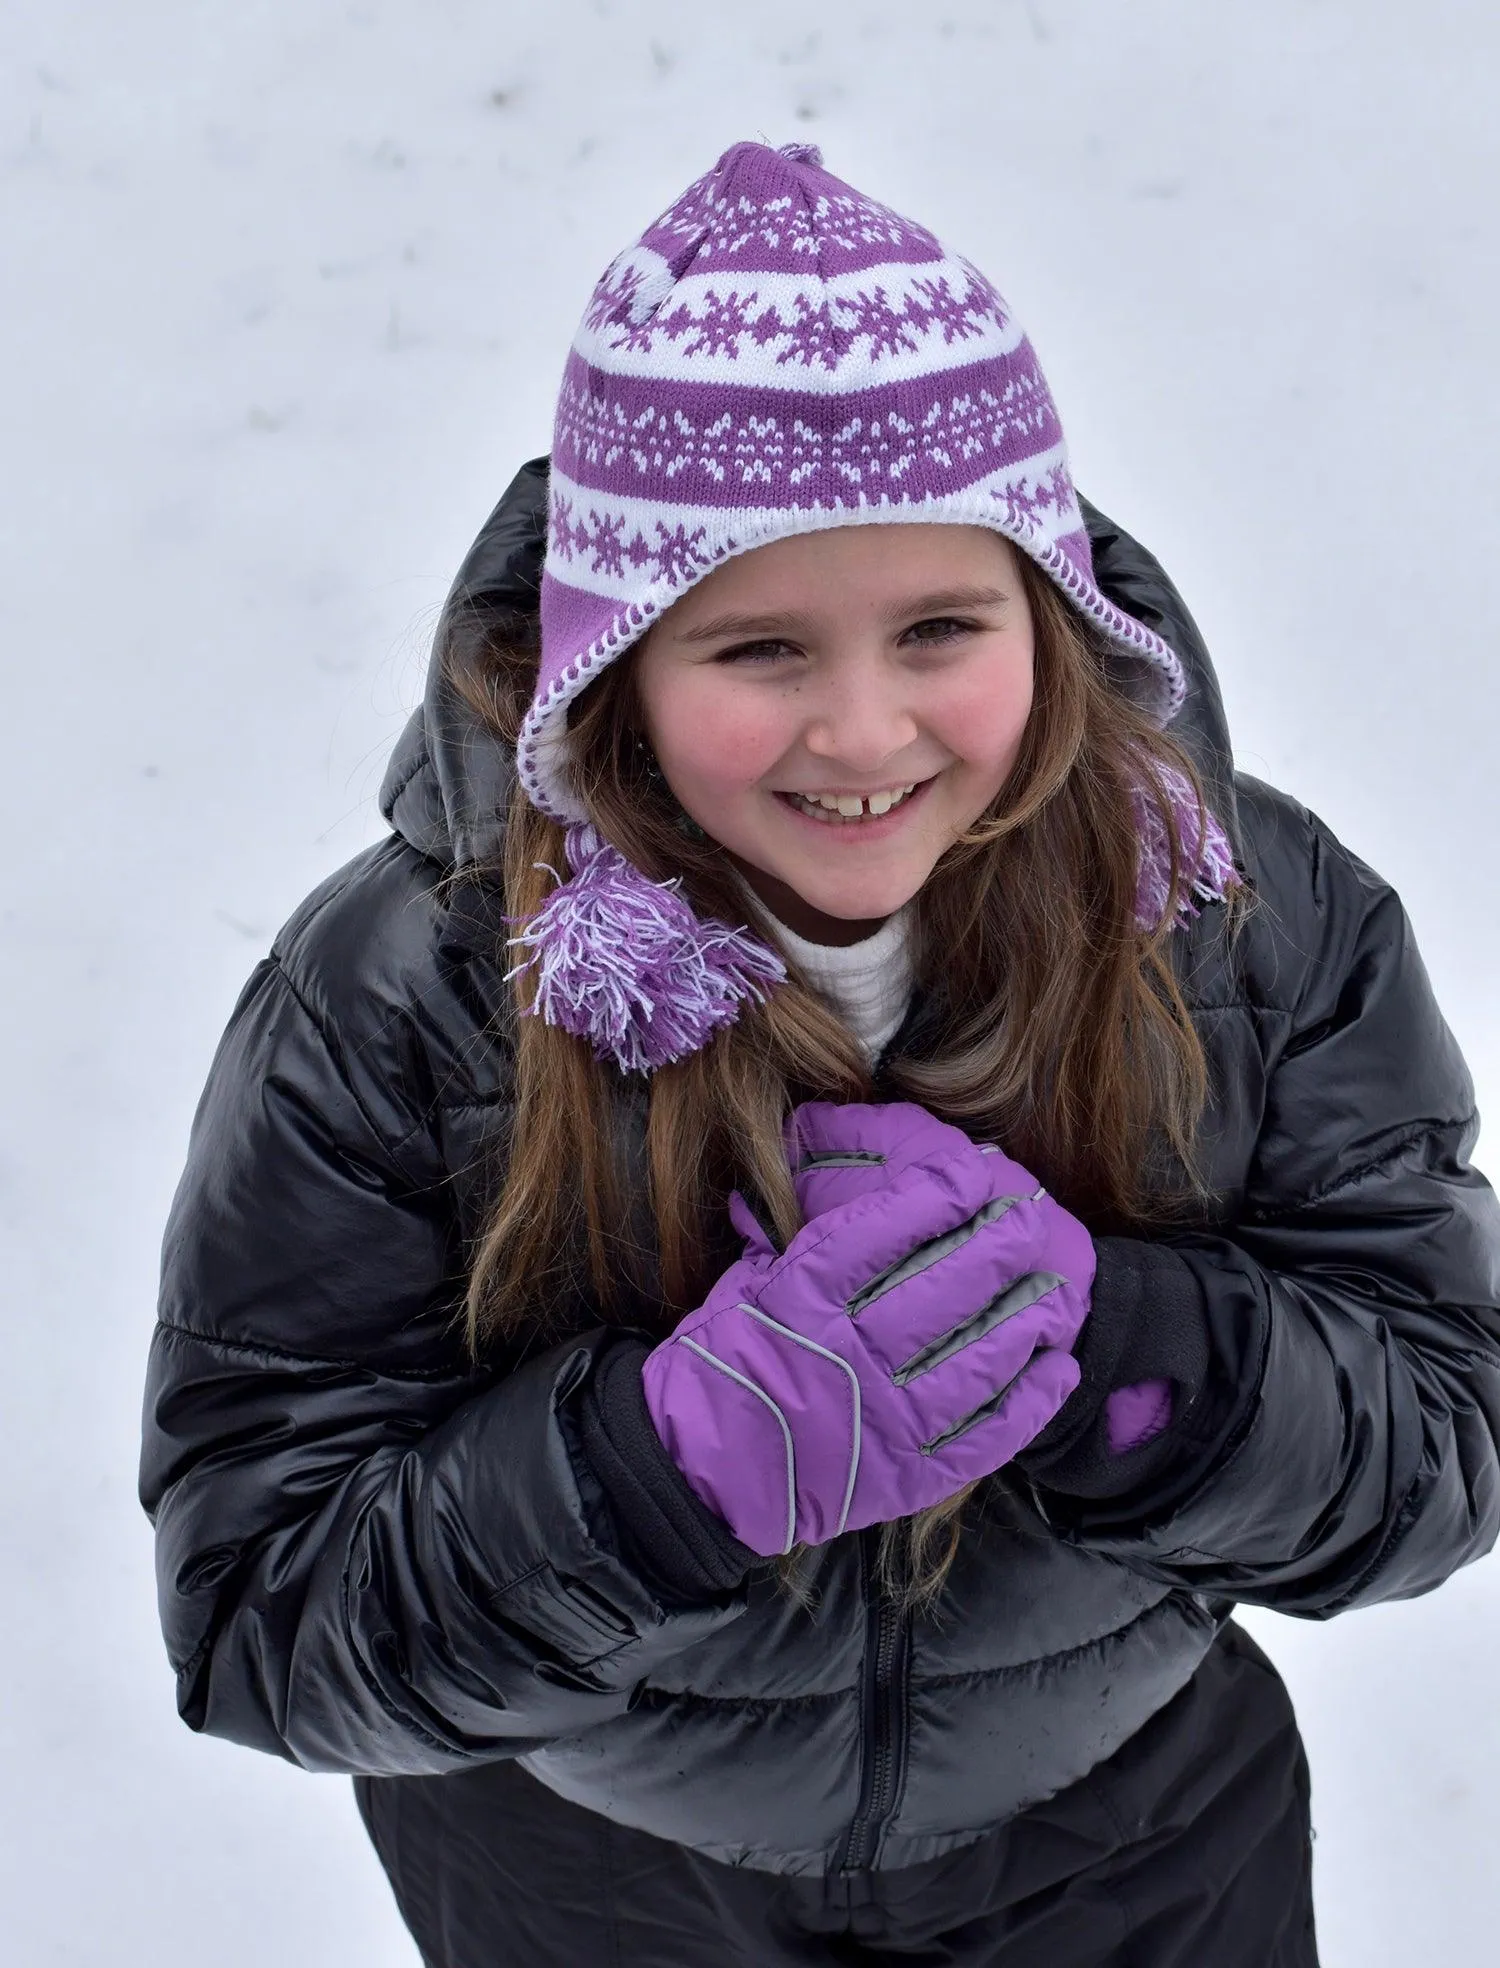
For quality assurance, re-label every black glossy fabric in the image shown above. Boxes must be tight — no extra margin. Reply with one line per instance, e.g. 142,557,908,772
140,460,1500,1886
353,1620,1317,1966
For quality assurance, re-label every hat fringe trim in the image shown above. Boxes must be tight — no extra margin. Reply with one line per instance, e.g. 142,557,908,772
504,824,787,1074
1132,762,1240,932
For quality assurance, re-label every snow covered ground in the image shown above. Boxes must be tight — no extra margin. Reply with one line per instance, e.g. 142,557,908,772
2,2,1496,1961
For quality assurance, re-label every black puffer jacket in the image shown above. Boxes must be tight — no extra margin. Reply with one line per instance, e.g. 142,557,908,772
140,461,1500,1876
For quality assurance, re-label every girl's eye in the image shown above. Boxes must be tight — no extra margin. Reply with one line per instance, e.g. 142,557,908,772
903,617,972,646
715,640,798,665
713,619,975,663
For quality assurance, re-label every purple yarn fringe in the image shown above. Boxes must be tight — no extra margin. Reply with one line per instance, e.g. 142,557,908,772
505,824,787,1074
1131,764,1239,933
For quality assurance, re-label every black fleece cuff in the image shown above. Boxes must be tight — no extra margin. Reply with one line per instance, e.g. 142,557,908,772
1014,1235,1216,1501
575,1337,761,1604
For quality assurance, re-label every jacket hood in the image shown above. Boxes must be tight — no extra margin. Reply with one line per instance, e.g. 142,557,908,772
379,457,1239,871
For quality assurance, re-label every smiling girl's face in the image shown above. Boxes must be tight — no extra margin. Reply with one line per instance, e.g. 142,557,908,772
633,523,1036,945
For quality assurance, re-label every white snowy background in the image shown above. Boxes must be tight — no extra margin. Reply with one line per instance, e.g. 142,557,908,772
3,1,1496,1961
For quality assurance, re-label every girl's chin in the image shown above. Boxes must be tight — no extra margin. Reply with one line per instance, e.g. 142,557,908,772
764,863,930,924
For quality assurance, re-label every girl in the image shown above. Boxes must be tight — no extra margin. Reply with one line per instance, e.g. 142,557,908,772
140,143,1500,1965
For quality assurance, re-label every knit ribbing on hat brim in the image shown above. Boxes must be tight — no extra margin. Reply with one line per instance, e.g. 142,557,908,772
517,501,1186,824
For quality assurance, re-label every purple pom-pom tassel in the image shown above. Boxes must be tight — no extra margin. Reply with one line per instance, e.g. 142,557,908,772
505,824,788,1074
1132,763,1240,933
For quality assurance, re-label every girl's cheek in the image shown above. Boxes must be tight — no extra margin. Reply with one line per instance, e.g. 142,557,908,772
663,698,791,792
938,679,1032,772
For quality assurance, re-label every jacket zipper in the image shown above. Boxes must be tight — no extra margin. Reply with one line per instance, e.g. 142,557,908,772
835,1529,912,1873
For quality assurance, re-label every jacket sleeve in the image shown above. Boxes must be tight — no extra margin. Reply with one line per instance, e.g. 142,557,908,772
139,955,746,1775
1024,813,1500,1617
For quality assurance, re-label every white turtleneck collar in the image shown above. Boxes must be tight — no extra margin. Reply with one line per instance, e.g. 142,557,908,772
737,882,917,1066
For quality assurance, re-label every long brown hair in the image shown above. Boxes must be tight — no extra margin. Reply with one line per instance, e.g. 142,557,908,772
446,551,1235,1603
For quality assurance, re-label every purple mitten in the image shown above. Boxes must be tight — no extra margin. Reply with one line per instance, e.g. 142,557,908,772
794,1107,1177,1461
641,1125,1095,1556
786,1100,1001,1222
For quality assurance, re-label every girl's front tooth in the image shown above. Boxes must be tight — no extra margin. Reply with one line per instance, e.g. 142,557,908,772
866,790,894,815
836,795,864,818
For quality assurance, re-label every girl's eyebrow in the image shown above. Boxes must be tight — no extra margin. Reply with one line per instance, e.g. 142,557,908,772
670,585,1015,644
886,584,1014,621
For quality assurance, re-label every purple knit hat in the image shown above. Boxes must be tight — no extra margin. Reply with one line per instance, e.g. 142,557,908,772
508,142,1234,1073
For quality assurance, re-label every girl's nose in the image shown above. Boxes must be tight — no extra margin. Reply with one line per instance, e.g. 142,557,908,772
801,673,920,776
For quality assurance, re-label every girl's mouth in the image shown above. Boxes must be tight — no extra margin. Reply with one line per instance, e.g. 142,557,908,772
773,776,935,829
